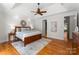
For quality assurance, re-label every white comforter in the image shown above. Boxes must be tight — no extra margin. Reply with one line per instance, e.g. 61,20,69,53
16,30,41,41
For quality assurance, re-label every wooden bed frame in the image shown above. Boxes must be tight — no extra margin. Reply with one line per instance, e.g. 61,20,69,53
14,26,42,46
24,34,41,46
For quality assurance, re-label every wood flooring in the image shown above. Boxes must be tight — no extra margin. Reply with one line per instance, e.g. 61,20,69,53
0,38,75,55
0,42,19,55
37,39,72,55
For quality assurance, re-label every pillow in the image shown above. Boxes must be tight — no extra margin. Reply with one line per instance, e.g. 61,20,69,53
21,27,31,32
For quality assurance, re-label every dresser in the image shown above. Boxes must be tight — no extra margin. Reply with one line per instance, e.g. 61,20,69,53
72,32,79,54
72,32,79,46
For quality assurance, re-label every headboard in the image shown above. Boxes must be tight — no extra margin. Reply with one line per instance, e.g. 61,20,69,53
14,26,31,34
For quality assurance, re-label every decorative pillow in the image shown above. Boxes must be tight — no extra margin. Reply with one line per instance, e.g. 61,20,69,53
21,28,31,32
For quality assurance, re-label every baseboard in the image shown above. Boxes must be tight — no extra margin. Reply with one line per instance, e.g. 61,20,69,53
0,41,9,44
42,36,64,41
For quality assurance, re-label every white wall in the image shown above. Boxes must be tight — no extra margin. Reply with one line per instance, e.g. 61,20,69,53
0,4,8,43
47,15,64,40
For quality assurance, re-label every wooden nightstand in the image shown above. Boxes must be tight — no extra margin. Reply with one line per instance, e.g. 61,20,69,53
8,32,15,43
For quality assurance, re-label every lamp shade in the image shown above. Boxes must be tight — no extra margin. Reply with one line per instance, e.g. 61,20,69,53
9,24,15,30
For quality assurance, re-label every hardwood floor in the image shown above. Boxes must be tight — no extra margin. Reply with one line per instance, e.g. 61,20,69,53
0,38,76,55
37,39,72,55
0,42,19,55
64,32,68,42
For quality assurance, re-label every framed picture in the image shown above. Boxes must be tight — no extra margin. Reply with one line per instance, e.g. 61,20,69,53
51,21,57,32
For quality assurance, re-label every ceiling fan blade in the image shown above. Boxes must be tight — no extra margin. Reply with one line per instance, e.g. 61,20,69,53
40,11,47,13
39,13,43,15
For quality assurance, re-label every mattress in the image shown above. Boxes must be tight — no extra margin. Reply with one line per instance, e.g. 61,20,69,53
16,30,41,41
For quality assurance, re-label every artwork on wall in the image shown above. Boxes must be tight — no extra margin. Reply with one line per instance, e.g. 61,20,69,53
20,20,27,27
51,21,57,32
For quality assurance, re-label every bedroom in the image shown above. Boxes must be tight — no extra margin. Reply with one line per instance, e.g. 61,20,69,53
0,3,79,55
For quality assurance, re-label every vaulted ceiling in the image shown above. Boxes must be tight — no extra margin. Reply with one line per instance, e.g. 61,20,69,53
11,3,79,11
10,3,67,19
2,3,79,19
12,3,79,10
61,3,79,10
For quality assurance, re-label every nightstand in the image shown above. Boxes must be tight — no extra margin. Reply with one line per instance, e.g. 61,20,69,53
8,32,15,43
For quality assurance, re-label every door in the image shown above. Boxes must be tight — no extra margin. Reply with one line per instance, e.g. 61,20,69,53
64,16,70,42
42,20,47,37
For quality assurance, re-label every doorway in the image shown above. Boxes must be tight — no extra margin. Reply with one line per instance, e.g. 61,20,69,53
64,16,70,42
64,15,76,42
42,20,47,37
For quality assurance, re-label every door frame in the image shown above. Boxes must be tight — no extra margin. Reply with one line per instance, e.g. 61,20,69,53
64,16,70,40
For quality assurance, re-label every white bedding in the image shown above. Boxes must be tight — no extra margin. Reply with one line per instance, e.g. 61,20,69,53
16,30,41,41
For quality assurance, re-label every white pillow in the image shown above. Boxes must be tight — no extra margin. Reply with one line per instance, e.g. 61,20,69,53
21,28,30,32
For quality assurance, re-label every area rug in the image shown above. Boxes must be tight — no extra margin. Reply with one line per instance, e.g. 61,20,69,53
11,38,51,55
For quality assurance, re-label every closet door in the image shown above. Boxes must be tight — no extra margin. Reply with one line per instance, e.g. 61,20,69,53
42,20,47,37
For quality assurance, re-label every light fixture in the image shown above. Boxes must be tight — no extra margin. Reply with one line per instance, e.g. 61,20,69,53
32,3,47,16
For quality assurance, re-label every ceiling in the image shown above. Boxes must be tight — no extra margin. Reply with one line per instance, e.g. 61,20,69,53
12,3,79,10
61,3,79,10
12,3,54,9
3,3,79,12
2,3,79,19
13,3,79,19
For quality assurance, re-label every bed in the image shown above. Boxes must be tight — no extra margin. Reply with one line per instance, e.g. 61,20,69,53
15,26,42,46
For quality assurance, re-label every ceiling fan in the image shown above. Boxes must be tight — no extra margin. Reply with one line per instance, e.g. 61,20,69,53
32,3,47,16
